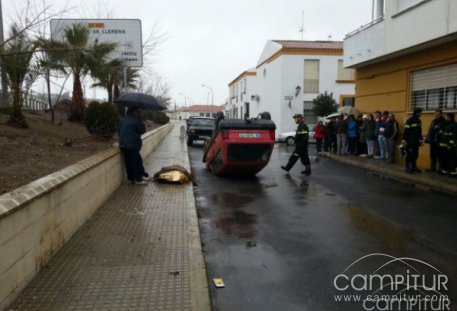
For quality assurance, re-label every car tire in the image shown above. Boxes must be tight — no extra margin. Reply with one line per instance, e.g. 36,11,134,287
286,136,295,146
187,137,193,146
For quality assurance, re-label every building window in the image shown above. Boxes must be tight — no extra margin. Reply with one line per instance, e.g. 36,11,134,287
303,101,317,124
411,63,457,111
244,102,250,118
199,113,204,116
304,59,320,93
337,60,354,81
342,96,355,107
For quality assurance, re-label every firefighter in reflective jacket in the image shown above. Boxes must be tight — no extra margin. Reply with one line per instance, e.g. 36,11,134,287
402,108,423,173
438,112,457,176
281,114,312,175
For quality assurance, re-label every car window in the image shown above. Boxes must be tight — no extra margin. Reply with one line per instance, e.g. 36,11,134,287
192,119,214,127
309,125,315,131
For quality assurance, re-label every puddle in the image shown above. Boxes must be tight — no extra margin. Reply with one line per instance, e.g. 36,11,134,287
209,192,255,209
216,210,257,238
347,203,407,254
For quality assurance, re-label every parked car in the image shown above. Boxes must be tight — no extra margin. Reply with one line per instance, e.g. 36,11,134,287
187,117,215,146
278,124,315,145
186,116,196,129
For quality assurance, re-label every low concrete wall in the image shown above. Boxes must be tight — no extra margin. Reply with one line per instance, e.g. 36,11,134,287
0,123,173,310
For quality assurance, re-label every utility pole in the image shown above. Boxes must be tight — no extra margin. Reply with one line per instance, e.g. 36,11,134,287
0,0,9,107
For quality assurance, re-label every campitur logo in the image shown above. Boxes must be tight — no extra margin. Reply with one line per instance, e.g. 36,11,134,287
333,254,451,310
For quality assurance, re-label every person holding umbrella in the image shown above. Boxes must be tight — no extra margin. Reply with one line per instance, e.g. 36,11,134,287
118,106,149,185
115,92,167,184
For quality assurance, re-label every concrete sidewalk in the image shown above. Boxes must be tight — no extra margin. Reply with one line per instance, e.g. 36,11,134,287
7,122,211,311
322,152,457,196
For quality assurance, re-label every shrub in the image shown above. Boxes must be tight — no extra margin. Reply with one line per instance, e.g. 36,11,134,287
83,102,120,139
141,111,170,125
152,111,170,125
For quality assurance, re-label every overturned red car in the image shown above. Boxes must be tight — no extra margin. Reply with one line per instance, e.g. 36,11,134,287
203,115,276,176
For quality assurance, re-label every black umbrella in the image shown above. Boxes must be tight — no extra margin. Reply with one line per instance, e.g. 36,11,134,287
115,92,167,111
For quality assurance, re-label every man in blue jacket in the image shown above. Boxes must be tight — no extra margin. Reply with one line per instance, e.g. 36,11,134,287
118,106,149,184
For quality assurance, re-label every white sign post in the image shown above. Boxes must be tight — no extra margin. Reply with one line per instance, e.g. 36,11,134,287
50,19,143,67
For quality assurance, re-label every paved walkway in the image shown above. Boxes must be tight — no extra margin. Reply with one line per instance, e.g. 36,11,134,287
8,123,210,311
322,152,457,195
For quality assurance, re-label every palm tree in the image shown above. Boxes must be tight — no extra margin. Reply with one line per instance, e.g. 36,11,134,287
35,38,67,124
113,67,139,101
90,58,123,104
112,67,139,116
0,24,36,128
58,24,114,121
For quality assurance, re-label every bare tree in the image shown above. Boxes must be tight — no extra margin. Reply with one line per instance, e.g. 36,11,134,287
137,74,171,107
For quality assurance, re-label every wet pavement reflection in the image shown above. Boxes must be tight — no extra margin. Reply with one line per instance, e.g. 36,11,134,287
190,142,457,311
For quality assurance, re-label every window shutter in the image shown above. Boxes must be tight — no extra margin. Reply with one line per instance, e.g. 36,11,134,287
304,60,319,79
411,63,457,110
412,63,457,91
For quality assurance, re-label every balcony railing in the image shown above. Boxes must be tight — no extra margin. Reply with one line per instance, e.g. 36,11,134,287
345,16,384,39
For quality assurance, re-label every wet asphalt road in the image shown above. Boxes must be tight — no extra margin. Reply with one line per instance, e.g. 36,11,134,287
189,142,457,311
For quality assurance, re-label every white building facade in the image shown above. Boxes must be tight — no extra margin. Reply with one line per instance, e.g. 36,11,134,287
227,69,259,119
167,105,225,120
228,40,356,135
344,0,457,68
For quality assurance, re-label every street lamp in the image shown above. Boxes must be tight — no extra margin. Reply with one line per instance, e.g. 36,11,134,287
178,92,187,107
201,84,214,106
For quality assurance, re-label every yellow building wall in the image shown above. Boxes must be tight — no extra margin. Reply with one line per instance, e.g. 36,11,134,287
354,40,457,168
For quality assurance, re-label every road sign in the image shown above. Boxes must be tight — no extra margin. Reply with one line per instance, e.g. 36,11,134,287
50,19,143,67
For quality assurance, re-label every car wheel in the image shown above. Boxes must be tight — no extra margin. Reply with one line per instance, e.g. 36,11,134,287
286,136,295,146
187,137,193,146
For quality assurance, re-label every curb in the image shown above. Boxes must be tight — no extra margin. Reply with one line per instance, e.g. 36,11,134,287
321,153,457,196
181,125,212,311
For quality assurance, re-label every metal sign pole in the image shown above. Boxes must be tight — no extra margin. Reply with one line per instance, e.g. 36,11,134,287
123,67,128,93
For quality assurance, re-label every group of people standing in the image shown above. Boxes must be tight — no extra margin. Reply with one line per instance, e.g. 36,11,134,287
323,111,399,164
423,109,457,176
316,108,457,176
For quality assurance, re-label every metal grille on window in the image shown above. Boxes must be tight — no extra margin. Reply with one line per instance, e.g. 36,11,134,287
411,63,457,111
303,101,317,124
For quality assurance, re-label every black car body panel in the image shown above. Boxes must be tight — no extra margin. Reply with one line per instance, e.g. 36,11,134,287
187,117,215,146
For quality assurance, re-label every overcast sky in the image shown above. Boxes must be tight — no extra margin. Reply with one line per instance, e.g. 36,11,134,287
4,0,372,106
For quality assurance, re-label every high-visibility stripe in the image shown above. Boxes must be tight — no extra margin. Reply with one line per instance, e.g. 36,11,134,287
440,143,448,147
296,131,309,134
404,123,418,128
294,153,300,156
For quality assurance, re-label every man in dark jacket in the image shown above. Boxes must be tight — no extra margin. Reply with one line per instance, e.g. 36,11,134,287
438,112,457,176
384,113,399,164
118,106,148,184
425,109,445,172
402,108,423,173
281,114,311,175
